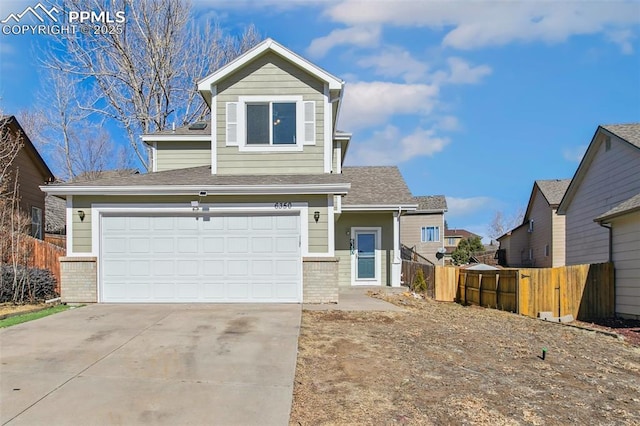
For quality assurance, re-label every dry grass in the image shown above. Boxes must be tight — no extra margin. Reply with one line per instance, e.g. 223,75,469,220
290,294,640,425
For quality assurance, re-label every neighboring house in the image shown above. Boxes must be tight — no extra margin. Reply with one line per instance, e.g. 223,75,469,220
400,195,447,265
557,123,640,319
41,39,417,305
1,115,54,239
443,228,480,264
497,179,570,268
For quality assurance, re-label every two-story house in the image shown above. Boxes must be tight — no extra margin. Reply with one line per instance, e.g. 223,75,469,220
42,39,417,304
558,123,640,319
1,115,54,240
400,195,447,265
497,179,570,268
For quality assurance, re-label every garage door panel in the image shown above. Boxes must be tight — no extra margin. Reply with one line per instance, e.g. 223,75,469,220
101,213,301,303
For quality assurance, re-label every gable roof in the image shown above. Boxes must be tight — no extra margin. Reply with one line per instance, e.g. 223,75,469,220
341,166,416,209
1,115,54,182
594,192,640,222
197,38,344,98
535,179,571,206
411,195,447,212
558,123,640,214
445,228,479,239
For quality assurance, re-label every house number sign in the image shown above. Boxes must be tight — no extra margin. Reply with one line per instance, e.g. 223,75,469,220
274,202,292,209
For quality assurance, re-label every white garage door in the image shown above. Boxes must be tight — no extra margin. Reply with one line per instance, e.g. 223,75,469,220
101,214,301,303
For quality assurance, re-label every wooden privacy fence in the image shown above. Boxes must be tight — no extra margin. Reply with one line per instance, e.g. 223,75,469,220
6,235,66,292
401,260,435,298
434,263,614,321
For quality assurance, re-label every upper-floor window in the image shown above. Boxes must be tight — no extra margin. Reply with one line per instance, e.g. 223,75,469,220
31,206,42,240
247,102,296,145
226,95,315,152
447,237,456,245
421,226,440,242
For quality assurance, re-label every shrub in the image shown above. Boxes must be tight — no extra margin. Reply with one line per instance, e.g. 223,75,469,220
0,265,59,304
412,268,427,293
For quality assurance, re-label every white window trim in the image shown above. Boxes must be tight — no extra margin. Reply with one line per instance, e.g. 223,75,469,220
236,95,304,152
351,227,382,286
421,226,440,242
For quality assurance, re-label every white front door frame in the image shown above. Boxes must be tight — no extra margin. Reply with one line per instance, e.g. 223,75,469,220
350,226,382,286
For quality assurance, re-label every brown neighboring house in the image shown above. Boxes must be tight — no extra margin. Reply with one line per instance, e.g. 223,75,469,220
497,179,570,268
400,195,447,265
1,115,54,239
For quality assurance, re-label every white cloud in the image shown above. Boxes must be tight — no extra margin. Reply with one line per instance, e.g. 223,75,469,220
356,46,429,83
323,1,640,50
443,57,492,84
347,125,449,166
307,25,381,58
434,115,461,132
563,145,587,162
607,28,635,54
339,81,438,130
446,196,493,218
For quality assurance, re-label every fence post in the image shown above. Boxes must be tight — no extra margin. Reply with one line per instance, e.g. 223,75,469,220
495,273,500,309
478,273,483,307
516,270,520,315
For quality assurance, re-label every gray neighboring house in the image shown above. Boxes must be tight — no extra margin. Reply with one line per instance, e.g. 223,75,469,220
400,195,447,265
558,123,640,319
40,38,418,305
498,179,570,268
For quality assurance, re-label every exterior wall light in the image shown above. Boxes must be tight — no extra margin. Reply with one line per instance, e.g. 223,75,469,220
77,210,85,222
314,211,320,223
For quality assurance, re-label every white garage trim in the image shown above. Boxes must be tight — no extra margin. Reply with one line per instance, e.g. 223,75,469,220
91,202,310,257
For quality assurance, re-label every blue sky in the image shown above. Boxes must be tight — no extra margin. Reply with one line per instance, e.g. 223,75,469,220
1,0,639,240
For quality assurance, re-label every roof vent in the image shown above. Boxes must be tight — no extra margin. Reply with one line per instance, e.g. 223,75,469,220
188,122,207,130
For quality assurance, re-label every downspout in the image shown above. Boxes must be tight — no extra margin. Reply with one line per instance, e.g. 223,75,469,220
596,221,613,263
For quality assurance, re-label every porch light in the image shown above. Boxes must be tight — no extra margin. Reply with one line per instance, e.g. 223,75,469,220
77,210,85,222
314,211,320,223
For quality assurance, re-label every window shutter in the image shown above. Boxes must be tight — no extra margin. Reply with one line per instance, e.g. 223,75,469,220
303,101,315,145
226,102,238,146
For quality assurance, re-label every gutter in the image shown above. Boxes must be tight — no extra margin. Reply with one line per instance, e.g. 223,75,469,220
40,183,351,197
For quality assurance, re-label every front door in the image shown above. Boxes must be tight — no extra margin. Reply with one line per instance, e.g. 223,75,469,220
352,228,380,285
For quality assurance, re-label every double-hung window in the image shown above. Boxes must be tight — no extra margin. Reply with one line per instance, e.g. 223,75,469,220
246,102,296,145
421,226,440,242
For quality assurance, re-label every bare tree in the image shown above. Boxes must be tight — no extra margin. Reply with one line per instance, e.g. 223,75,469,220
487,207,526,240
44,0,261,171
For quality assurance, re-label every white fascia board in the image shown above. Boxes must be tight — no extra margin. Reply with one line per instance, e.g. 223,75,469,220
197,38,344,92
141,135,211,142
40,183,351,196
341,204,418,212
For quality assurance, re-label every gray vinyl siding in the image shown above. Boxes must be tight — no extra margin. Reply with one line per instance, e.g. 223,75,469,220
528,190,553,268
610,213,640,318
400,213,444,265
71,194,328,254
565,136,640,265
155,141,211,172
215,52,326,174
335,212,394,287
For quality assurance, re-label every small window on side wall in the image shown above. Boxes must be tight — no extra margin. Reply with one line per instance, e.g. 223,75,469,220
31,207,43,240
421,226,440,242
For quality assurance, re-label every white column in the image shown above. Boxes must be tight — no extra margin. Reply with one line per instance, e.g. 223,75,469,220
391,210,402,287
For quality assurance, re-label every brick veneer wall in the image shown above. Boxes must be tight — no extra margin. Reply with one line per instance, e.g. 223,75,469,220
59,257,97,303
303,257,339,303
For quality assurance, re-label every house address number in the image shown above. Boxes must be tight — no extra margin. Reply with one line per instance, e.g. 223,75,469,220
274,202,292,209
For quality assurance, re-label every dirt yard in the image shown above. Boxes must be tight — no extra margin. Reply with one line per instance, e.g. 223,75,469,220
290,294,640,425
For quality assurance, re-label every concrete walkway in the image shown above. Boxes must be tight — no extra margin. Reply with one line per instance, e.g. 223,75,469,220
0,304,301,425
304,286,407,312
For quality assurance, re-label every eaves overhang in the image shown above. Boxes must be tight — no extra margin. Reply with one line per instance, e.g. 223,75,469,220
341,204,418,212
40,183,351,197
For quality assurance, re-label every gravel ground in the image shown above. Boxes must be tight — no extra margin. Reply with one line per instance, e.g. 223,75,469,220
290,293,640,425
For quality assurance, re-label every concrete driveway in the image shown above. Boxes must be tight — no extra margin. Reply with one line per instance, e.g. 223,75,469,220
0,304,301,425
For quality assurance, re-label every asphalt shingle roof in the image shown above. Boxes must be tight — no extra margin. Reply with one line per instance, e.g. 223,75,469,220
601,123,640,148
44,165,350,187
595,192,640,221
341,166,415,206
536,179,571,206
413,195,447,211
147,122,211,137
45,194,65,234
